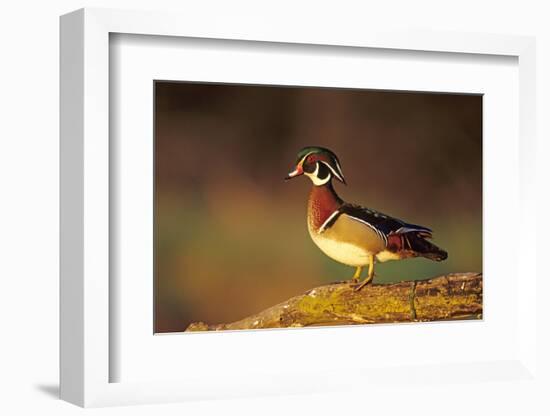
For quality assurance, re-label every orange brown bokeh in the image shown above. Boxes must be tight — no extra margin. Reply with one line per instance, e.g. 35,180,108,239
155,82,482,333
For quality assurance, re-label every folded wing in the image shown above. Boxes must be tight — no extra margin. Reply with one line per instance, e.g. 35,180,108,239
323,203,446,261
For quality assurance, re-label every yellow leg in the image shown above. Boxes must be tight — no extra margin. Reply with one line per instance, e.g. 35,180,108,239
354,255,375,291
351,266,363,282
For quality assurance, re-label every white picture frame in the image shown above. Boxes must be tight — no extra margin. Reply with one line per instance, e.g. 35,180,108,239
60,7,539,408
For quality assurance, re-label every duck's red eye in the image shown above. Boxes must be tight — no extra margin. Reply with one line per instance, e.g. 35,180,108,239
306,155,317,164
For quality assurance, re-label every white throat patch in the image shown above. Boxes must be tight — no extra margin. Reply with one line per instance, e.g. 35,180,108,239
304,162,331,186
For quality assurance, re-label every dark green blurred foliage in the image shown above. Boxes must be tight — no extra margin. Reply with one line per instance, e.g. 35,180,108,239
155,82,482,332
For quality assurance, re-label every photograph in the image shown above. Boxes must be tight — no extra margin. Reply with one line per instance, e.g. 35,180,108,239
154,81,482,333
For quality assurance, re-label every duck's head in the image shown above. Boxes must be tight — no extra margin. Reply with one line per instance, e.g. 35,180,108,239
285,146,346,186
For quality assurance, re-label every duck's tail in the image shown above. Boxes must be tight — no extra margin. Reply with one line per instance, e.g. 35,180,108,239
387,229,448,261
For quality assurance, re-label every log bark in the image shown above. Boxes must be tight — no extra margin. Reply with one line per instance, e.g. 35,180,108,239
185,272,482,331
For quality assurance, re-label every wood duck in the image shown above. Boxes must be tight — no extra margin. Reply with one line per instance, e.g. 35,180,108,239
285,146,448,291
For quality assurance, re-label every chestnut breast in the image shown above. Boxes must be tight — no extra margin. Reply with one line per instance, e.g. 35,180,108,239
307,185,342,232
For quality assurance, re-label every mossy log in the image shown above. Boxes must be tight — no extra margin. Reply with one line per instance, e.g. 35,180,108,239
186,272,482,331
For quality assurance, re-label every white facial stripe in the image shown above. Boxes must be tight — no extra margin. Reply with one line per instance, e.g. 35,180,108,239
334,159,345,181
319,160,344,182
304,162,331,186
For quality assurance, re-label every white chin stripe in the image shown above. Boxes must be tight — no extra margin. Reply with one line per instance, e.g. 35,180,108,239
305,163,331,186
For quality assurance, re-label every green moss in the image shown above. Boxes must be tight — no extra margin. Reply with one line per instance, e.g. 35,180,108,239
415,293,480,317
296,286,410,322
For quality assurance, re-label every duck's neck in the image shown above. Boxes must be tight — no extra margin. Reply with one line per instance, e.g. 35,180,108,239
307,181,343,231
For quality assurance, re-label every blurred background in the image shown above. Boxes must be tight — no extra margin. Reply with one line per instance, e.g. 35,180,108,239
155,81,482,333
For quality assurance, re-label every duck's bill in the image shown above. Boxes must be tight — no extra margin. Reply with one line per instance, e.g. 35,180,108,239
284,166,303,180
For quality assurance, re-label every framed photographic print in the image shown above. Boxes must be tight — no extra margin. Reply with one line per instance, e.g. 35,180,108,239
153,81,482,334
60,7,540,409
